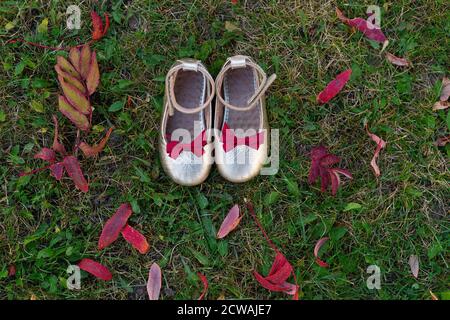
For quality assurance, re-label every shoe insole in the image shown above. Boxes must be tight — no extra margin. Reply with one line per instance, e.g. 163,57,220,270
166,70,205,137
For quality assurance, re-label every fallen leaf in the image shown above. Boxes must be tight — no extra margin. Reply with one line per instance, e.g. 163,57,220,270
366,126,386,177
217,204,242,239
91,11,109,41
98,203,133,250
336,8,388,45
440,77,450,101
8,264,16,277
329,168,353,196
56,56,80,79
197,273,208,300
91,11,104,40
316,69,352,104
147,263,162,300
55,65,86,93
62,155,88,192
121,224,150,254
430,290,439,300
246,202,299,299
314,237,329,267
253,252,298,297
409,255,419,278
49,162,64,181
225,21,241,32
68,47,81,73
385,52,410,67
79,45,91,79
59,78,90,114
434,136,450,146
433,101,448,111
79,127,114,157
58,95,90,131
308,146,352,195
34,148,56,163
78,258,112,281
37,18,48,34
308,146,328,184
86,51,100,95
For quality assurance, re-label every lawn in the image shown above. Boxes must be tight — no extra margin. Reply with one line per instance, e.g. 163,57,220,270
0,0,448,300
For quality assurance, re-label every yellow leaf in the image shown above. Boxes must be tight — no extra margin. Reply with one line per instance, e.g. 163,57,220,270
37,18,48,34
92,124,105,133
59,79,90,114
5,21,15,31
58,95,90,131
30,100,44,113
225,21,241,32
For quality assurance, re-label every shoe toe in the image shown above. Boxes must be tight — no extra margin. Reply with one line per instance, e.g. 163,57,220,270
161,144,212,186
215,144,267,183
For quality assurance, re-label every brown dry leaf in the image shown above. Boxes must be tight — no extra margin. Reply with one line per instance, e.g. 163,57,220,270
434,136,450,146
385,52,410,67
408,255,419,278
433,101,448,111
440,77,450,101
430,290,439,300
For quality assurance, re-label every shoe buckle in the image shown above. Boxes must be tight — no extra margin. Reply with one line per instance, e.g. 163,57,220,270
229,56,247,69
179,59,199,71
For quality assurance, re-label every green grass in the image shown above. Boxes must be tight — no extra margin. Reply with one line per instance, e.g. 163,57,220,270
0,0,449,300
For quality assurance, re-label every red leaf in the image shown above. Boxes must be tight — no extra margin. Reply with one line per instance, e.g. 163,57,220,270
314,237,329,268
52,115,66,155
308,146,328,184
366,126,386,177
231,0,238,4
246,202,299,299
91,11,109,41
197,273,208,300
385,53,410,67
319,154,341,167
253,271,294,293
98,203,133,250
435,135,450,147
79,127,114,157
309,146,352,195
34,148,56,163
316,69,352,104
78,258,112,281
8,264,16,277
102,14,110,37
336,8,388,44
58,95,90,131
62,156,88,192
319,166,331,192
329,169,340,196
91,11,104,40
329,168,353,196
49,162,64,181
121,224,150,254
217,204,242,239
147,263,162,300
265,252,293,284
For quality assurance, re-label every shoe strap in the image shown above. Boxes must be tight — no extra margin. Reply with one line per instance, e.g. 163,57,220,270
166,59,215,116
215,55,276,112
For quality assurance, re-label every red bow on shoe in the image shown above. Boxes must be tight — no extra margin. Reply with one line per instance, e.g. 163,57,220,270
166,130,207,159
221,123,265,152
